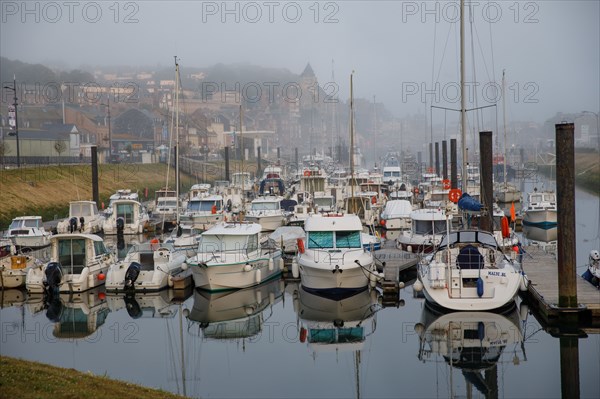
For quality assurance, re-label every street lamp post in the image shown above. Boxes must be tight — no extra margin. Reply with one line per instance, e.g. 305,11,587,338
4,77,20,168
101,96,112,162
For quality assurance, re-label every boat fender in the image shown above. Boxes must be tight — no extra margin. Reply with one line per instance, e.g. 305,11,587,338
256,290,262,304
519,271,528,291
291,259,299,278
299,327,307,343
413,279,423,292
243,263,253,272
477,277,484,297
255,268,262,284
297,238,305,254
501,216,510,238
478,322,485,340
268,258,274,271
279,258,284,271
269,292,275,305
168,275,174,287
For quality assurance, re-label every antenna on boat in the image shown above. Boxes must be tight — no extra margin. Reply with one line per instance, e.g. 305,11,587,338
460,0,468,193
175,56,181,231
239,105,245,215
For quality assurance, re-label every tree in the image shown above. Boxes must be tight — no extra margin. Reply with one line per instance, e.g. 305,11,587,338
0,141,10,167
54,140,67,164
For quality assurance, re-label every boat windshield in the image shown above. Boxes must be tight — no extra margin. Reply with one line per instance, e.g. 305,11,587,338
438,231,499,249
157,199,178,208
414,220,447,235
116,203,135,223
70,203,96,217
307,231,361,249
10,219,40,229
251,201,279,211
383,171,401,178
309,327,364,343
314,197,333,207
188,200,222,212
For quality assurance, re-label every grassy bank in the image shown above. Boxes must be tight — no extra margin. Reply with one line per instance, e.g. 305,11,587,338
0,356,187,399
537,151,599,195
0,163,214,228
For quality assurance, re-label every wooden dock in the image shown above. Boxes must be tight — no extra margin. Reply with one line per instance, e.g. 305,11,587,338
375,240,419,307
520,245,600,330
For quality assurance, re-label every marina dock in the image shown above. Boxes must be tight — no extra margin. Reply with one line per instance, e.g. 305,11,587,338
375,240,418,306
520,246,600,331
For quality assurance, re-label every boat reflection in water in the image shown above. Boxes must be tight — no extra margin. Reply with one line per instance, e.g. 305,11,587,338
106,289,180,319
522,225,557,254
414,304,527,398
295,286,380,353
27,286,110,339
187,278,284,339
103,234,147,261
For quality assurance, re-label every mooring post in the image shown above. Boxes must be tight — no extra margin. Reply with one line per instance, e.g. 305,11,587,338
294,147,299,174
450,139,458,189
442,140,448,180
479,131,493,232
276,147,280,165
417,151,422,175
91,146,99,207
435,142,440,177
556,123,578,309
257,146,262,178
224,146,230,182
429,143,433,171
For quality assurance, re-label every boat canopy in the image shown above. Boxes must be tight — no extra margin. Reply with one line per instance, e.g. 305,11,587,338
437,230,499,251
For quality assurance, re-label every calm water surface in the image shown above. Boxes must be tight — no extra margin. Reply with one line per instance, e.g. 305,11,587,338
1,186,599,399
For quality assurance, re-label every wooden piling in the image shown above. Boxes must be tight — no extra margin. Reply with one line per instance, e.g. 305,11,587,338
429,143,433,170
450,138,458,189
257,146,262,178
556,123,578,309
224,146,230,181
442,140,448,180
560,337,580,399
479,131,493,232
91,146,99,207
435,142,440,177
294,147,299,172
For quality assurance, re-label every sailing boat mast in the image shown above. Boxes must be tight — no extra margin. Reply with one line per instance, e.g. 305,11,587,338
502,69,508,187
239,105,245,210
174,56,181,225
350,72,355,214
460,0,468,191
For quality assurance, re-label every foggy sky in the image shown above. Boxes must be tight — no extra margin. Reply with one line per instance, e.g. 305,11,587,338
1,1,598,124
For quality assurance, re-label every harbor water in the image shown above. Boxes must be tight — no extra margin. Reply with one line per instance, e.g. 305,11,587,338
1,186,599,398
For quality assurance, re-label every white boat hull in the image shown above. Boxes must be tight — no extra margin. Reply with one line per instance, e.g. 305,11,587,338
496,190,521,203
244,214,285,232
0,255,39,288
298,250,374,292
382,217,411,230
522,209,557,228
12,235,51,249
189,255,283,291
26,263,109,293
418,264,524,311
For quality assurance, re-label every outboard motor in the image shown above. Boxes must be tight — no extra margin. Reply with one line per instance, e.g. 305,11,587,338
124,262,141,290
116,217,125,234
176,224,183,238
43,262,63,300
79,216,85,232
69,217,78,233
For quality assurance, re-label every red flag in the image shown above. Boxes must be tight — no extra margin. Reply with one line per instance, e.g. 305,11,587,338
510,202,516,222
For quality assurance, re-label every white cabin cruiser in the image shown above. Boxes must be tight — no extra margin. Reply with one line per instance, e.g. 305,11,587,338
186,222,283,291
5,216,51,249
379,200,413,230
26,233,114,293
184,194,227,229
296,214,380,295
105,241,187,292
1,252,43,289
103,199,149,235
244,196,286,232
57,201,104,234
522,189,557,229
397,208,452,253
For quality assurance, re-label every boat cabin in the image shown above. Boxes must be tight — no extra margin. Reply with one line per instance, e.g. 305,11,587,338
52,234,109,275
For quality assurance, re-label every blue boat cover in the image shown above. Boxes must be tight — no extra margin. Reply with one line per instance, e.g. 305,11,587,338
458,193,483,212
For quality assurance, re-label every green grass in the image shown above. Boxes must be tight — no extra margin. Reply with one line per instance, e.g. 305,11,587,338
0,356,189,399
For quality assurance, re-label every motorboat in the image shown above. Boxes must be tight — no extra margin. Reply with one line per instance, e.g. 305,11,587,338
0,252,43,289
414,230,528,311
379,200,413,230
522,189,557,229
26,233,114,293
103,199,149,235
397,208,453,253
244,196,287,232
56,201,104,234
184,194,228,230
186,222,283,291
105,241,187,292
5,216,51,249
106,289,179,319
296,214,380,295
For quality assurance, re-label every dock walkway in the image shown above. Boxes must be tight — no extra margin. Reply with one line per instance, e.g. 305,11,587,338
520,245,600,329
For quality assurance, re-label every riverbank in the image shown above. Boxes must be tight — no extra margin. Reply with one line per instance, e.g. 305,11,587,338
0,163,203,228
537,151,599,195
0,356,188,399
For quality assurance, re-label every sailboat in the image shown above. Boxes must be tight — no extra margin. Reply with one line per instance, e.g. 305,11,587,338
415,0,528,311
494,70,521,203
